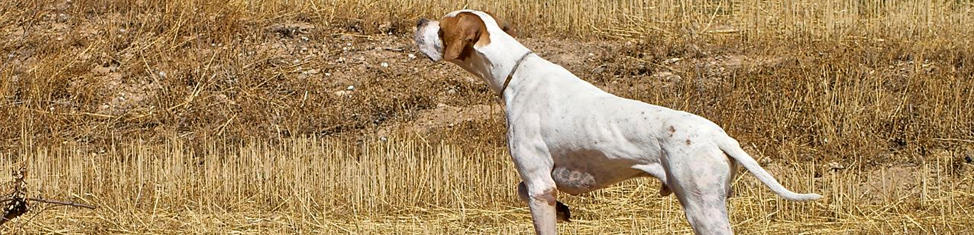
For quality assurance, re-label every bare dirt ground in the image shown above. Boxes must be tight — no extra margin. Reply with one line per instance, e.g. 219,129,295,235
3,7,790,143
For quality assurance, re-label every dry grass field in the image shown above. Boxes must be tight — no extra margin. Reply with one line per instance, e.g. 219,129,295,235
2,0,974,234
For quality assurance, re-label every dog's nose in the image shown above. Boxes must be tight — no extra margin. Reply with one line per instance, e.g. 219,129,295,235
416,18,429,28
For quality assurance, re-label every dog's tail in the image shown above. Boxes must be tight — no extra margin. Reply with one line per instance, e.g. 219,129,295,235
718,137,822,202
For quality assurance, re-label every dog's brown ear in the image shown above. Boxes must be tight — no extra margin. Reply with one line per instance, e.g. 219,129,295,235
484,11,517,37
497,21,517,38
440,12,488,61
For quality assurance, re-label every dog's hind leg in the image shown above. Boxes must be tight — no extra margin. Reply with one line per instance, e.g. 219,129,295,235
665,147,734,235
675,187,732,235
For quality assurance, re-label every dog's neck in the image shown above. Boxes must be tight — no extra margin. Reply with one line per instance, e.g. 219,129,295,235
453,34,532,100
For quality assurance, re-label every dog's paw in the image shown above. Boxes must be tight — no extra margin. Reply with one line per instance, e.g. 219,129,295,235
556,201,571,222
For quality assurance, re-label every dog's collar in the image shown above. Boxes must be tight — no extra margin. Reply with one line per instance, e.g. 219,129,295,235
499,51,533,98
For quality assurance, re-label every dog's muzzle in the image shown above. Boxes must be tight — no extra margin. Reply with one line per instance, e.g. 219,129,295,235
414,18,444,62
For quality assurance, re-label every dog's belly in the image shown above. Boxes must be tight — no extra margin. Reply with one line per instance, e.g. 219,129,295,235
551,156,647,195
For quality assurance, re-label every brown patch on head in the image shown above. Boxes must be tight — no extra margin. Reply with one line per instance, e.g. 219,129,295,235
439,12,491,61
483,11,517,37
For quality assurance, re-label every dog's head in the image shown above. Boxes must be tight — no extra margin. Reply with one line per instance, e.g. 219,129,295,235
414,10,516,63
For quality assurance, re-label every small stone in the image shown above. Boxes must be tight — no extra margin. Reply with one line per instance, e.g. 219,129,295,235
408,54,417,59
380,62,389,68
653,71,682,83
826,162,845,171
346,85,354,90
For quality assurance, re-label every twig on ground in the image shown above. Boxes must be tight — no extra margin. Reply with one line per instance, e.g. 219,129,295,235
0,165,96,228
12,198,96,210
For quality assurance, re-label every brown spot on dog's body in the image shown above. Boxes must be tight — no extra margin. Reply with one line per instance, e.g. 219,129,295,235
439,12,491,61
668,126,676,137
686,139,692,145
552,167,599,195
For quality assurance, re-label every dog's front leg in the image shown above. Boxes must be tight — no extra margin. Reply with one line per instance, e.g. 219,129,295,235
519,182,571,222
519,176,558,234
508,121,559,234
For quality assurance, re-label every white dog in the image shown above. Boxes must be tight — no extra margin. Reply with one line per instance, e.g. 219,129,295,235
414,10,821,235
